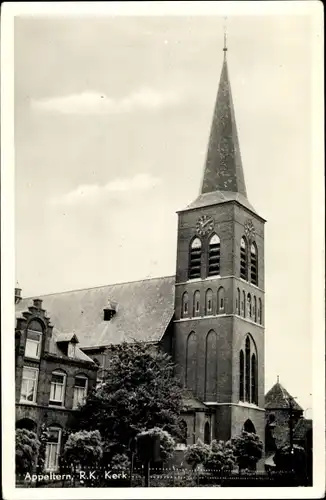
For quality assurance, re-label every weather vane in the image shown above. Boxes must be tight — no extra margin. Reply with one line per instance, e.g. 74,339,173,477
223,16,228,57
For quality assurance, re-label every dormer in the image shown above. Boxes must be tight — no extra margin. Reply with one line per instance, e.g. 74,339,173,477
103,299,118,321
56,333,79,358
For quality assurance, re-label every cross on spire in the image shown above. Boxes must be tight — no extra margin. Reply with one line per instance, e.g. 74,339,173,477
223,17,228,58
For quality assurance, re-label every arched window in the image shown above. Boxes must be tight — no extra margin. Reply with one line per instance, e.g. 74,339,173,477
250,243,258,286
217,287,225,314
251,354,257,405
239,350,244,401
243,419,256,434
240,237,248,280
208,234,220,276
242,290,246,317
204,421,211,444
253,296,257,322
247,293,252,318
49,370,66,407
73,374,88,409
181,292,189,318
25,319,43,359
258,298,262,325
236,288,240,314
205,330,217,400
189,238,202,279
193,291,201,317
205,289,213,316
186,332,197,392
245,337,251,402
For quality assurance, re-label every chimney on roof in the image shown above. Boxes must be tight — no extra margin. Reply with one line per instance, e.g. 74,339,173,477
15,284,22,304
103,300,117,321
33,298,43,309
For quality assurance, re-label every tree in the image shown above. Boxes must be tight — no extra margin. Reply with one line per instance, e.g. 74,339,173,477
75,341,183,459
204,439,236,472
16,428,40,474
231,431,263,472
136,427,176,462
63,430,103,468
184,439,210,471
273,444,307,476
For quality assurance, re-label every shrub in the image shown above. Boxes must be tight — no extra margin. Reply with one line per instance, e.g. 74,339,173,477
204,439,236,472
63,430,103,468
231,431,263,471
184,439,210,471
16,429,40,474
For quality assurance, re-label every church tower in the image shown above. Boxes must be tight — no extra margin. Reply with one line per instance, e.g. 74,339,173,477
173,37,265,445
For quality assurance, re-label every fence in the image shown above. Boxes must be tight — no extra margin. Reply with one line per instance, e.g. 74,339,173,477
16,465,311,488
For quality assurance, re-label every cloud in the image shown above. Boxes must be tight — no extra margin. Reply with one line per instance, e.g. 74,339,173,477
50,173,161,206
31,87,181,115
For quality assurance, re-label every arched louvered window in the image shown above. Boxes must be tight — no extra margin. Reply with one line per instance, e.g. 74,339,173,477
251,353,257,405
186,332,197,392
240,237,248,280
205,289,213,316
250,243,258,286
217,287,225,314
258,298,262,325
208,234,220,276
193,291,201,317
253,296,257,322
189,238,202,279
239,350,244,401
242,290,246,317
247,293,252,318
204,421,211,444
181,292,189,318
236,288,240,314
245,337,251,402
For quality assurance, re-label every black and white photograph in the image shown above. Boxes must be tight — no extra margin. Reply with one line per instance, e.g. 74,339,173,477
1,1,324,498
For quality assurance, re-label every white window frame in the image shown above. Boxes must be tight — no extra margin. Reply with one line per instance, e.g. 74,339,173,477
25,330,42,359
20,366,39,403
44,427,62,472
73,375,88,409
49,371,66,407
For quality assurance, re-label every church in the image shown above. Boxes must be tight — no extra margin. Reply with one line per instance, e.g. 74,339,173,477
15,39,266,470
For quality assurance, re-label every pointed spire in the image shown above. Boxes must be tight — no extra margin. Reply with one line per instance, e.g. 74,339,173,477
201,33,247,198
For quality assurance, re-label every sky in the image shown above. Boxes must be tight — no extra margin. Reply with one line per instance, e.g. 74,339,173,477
14,12,316,414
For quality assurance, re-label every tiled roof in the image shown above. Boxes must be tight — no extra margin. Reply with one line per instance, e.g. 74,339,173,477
15,276,175,348
184,191,258,217
293,418,312,440
182,389,208,410
201,57,247,197
265,382,303,411
49,328,95,363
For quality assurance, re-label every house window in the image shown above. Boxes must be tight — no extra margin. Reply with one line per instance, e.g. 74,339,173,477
45,427,62,471
205,289,213,315
193,291,200,317
240,237,248,280
247,293,252,318
25,329,42,359
20,367,38,403
208,234,220,276
239,350,244,401
73,375,88,409
68,342,77,358
250,243,258,286
217,287,225,314
181,292,189,318
49,371,66,407
189,238,202,279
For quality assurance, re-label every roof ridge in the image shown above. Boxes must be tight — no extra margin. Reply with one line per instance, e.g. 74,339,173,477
19,274,176,300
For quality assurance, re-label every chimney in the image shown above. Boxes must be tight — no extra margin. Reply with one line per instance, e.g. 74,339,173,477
15,286,22,304
33,298,43,309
